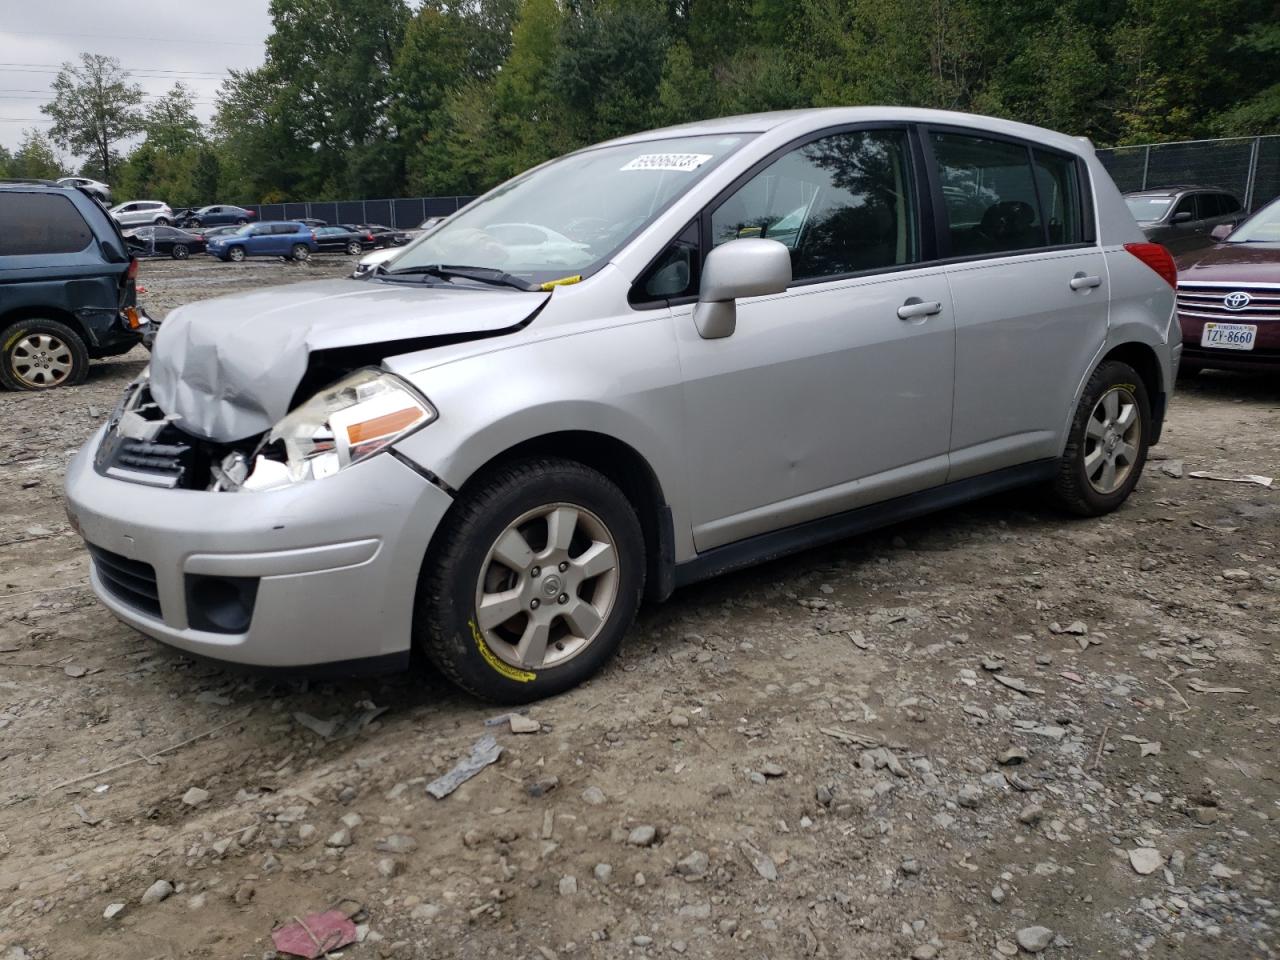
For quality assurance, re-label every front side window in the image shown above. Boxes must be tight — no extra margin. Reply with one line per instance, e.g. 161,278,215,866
931,132,1045,256
388,133,751,285
1173,194,1197,220
710,129,918,281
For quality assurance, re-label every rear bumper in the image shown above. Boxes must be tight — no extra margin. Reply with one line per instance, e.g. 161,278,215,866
64,428,454,667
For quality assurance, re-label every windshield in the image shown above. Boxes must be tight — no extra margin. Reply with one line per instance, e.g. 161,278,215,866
1226,199,1280,243
387,134,752,284
1125,196,1174,222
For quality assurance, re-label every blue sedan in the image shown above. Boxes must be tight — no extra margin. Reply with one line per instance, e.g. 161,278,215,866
183,205,257,228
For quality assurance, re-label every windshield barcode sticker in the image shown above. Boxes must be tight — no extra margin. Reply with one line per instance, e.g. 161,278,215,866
621,153,713,172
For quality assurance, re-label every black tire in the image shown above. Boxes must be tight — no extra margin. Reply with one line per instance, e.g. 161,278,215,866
227,246,246,262
345,240,362,256
1051,360,1151,516
291,244,310,261
236,218,248,225
154,217,169,226
171,243,189,260
416,458,645,703
0,317,90,391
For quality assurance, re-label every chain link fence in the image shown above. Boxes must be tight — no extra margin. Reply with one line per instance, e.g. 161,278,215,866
243,195,477,230
1097,136,1280,212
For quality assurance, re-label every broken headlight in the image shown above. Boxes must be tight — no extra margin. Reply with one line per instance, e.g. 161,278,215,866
242,368,436,490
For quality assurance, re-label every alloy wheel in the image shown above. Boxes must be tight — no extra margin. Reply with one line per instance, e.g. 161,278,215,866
1084,385,1141,494
10,333,73,388
473,503,620,671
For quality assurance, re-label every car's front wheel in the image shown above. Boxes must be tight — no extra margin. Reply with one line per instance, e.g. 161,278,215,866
1052,360,1151,516
417,459,645,703
0,318,89,391
291,244,310,261
171,243,189,260
227,246,246,262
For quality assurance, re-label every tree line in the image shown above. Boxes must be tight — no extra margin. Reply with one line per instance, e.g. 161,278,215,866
3,0,1278,206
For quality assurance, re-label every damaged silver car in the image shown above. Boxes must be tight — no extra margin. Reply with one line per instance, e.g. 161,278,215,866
65,108,1179,703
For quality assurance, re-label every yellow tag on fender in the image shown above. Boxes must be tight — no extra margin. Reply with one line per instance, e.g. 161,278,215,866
539,275,582,291
470,619,535,682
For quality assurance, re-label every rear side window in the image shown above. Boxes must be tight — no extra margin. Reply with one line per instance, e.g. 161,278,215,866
1219,194,1241,215
1032,150,1088,245
0,193,94,256
275,224,301,235
930,132,1044,256
710,128,919,281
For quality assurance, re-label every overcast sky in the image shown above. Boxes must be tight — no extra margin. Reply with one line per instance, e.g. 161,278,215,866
0,2,273,161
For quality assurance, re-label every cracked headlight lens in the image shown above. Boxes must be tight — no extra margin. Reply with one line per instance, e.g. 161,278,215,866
244,368,436,490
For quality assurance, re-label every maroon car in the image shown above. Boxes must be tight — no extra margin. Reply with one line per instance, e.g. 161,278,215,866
1175,196,1280,373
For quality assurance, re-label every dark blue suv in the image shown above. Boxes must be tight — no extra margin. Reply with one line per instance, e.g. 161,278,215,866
206,221,318,262
0,180,149,390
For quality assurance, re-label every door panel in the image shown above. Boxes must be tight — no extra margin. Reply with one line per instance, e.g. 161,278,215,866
945,249,1108,478
675,125,956,553
677,268,955,551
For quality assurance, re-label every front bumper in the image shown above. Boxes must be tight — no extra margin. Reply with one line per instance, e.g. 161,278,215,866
65,428,454,667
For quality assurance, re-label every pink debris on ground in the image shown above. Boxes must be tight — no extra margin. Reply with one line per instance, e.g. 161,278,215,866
271,910,357,958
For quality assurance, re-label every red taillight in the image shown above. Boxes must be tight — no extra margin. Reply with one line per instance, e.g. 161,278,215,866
1124,242,1177,288
127,257,139,281
365,233,374,242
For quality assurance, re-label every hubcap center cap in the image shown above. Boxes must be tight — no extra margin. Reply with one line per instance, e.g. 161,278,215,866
541,574,563,597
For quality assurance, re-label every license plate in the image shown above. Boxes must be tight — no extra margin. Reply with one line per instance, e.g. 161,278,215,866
1201,322,1257,351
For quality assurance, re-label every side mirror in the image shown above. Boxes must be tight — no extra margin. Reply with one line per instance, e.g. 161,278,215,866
1172,210,1194,224
1210,223,1234,241
694,238,792,339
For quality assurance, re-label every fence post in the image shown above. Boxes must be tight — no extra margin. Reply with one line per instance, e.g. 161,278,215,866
1140,146,1151,190
1244,137,1261,211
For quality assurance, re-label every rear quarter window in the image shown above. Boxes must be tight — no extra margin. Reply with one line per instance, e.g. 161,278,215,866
0,193,94,256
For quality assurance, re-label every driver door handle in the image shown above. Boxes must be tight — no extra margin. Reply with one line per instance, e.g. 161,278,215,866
1070,273,1102,290
897,298,943,320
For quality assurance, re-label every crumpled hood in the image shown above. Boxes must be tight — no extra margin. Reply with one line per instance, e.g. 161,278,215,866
150,278,548,442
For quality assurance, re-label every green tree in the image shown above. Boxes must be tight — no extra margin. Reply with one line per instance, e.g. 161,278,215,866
0,143,12,178
144,83,204,154
41,53,143,183
10,129,64,179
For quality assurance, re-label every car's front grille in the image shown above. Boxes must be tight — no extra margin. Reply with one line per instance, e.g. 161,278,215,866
87,544,162,618
1176,283,1280,323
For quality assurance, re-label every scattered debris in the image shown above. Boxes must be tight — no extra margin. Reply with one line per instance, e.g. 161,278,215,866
993,674,1044,695
271,910,358,958
426,735,504,799
1129,847,1164,875
1186,471,1273,487
509,714,541,734
739,841,778,881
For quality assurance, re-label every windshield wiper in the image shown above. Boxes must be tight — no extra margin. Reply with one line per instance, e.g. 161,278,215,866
382,263,539,291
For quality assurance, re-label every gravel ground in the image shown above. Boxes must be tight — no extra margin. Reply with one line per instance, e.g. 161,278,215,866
1,257,1278,960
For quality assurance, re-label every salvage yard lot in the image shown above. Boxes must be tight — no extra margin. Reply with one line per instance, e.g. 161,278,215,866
1,258,1278,959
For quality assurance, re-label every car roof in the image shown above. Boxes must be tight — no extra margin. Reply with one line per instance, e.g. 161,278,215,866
598,106,1094,157
1125,185,1237,198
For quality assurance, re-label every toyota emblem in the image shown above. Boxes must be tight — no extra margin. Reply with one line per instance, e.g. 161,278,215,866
1223,291,1252,310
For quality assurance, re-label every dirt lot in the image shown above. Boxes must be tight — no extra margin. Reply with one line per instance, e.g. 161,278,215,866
1,256,1277,960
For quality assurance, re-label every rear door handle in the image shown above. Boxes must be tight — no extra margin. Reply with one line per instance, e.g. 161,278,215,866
897,298,943,320
1070,273,1102,290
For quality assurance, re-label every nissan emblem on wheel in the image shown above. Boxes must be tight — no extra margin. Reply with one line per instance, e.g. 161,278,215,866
63,107,1180,703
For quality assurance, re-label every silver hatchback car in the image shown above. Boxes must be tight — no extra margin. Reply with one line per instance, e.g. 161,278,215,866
65,108,1179,702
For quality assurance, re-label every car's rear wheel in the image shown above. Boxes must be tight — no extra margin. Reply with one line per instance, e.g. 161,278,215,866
0,318,89,391
236,218,248,225
291,244,310,261
416,458,644,703
227,246,246,262
154,217,169,226
1052,360,1151,516
171,243,189,260
345,240,362,256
